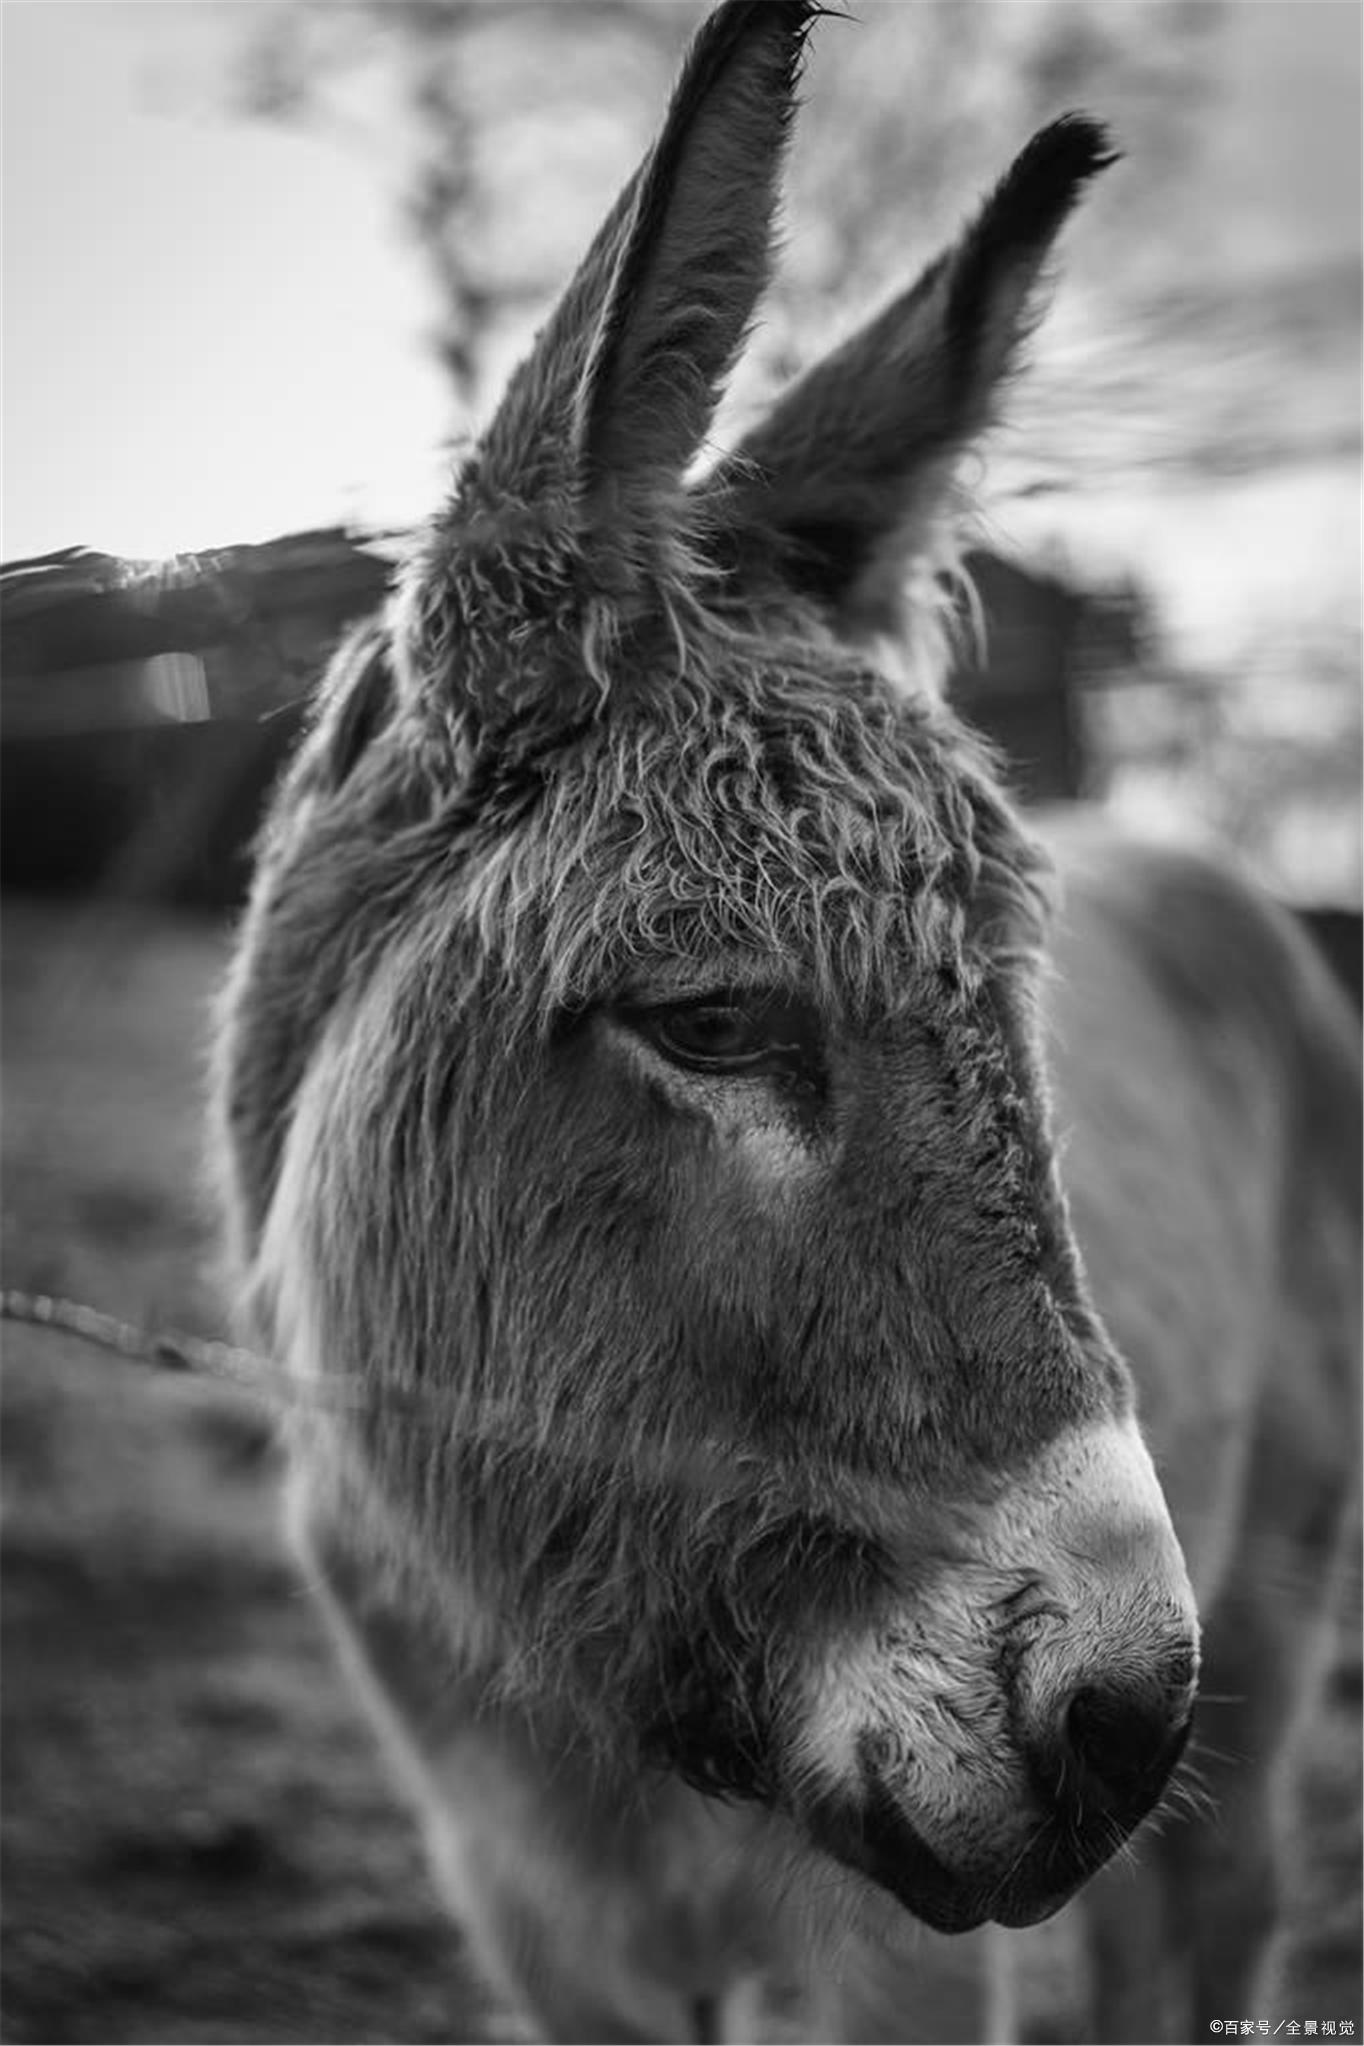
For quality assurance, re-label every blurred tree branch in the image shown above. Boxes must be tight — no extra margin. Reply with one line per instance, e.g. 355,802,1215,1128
228,0,1227,429
231,0,696,406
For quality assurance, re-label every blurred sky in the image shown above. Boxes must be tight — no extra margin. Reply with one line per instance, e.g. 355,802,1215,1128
4,2,452,559
4,0,1361,567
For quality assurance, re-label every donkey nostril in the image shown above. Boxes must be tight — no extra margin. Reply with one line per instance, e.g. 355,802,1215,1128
1064,1684,1191,1809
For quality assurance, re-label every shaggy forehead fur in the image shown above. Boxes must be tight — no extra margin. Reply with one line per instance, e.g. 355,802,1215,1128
392,592,1052,1033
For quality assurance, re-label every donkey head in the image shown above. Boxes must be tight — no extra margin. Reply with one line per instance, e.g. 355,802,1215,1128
228,0,1199,1937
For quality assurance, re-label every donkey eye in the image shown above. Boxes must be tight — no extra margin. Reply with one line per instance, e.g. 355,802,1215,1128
624,994,818,1081
654,1003,768,1068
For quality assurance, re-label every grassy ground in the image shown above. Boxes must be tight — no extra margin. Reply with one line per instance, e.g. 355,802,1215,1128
2,901,506,2045
2,899,1358,2044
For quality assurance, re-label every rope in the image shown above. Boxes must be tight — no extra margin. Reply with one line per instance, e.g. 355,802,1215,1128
0,1287,370,1413
0,1293,788,1500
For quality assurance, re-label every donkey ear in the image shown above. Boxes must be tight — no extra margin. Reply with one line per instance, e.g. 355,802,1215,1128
395,0,816,735
702,115,1117,635
470,0,815,526
574,0,814,505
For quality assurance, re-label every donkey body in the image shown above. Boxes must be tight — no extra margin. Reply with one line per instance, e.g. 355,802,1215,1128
213,6,1360,2040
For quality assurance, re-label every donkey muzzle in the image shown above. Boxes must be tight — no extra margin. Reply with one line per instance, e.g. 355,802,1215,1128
792,1413,1199,1928
988,1685,1196,1927
803,1679,1194,1934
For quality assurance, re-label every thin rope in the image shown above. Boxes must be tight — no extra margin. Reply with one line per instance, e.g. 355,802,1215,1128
0,1290,851,1508
0,1287,373,1414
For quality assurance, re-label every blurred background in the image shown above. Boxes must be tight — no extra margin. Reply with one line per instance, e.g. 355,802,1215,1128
3,4,1360,2040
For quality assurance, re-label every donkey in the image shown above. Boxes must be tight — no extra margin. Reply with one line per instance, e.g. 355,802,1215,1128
212,4,1361,2039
